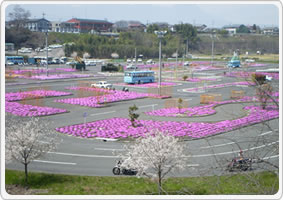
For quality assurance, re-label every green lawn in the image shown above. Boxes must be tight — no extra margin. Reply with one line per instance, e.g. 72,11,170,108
5,170,278,195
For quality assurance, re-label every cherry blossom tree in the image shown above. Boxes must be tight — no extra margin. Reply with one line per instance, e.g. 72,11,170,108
5,115,61,185
119,130,187,194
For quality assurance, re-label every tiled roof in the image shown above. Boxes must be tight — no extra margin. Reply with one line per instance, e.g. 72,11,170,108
72,18,113,24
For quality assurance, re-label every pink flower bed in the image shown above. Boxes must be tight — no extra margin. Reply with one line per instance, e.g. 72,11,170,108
191,61,210,65
145,95,278,117
225,71,279,80
8,68,77,74
185,77,218,82
184,81,255,92
248,63,266,67
55,105,278,139
117,82,177,88
193,66,223,71
55,87,169,107
6,90,72,102
5,90,71,117
20,74,91,80
6,101,68,117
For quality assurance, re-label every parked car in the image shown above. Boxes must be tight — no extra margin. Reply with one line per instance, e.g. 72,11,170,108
66,61,77,65
137,58,143,63
184,61,190,66
6,61,14,66
126,64,138,70
91,81,112,89
127,59,132,63
146,59,154,64
85,60,97,66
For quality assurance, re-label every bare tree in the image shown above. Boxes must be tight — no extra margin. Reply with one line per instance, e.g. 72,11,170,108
5,115,61,185
119,130,186,194
8,5,31,29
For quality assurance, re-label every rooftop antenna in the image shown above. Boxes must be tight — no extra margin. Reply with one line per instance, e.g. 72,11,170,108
42,12,46,19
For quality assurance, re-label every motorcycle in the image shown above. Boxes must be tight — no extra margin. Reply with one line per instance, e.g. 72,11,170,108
227,157,253,172
112,160,137,175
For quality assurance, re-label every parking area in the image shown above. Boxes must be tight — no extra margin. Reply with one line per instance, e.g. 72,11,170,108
5,61,279,177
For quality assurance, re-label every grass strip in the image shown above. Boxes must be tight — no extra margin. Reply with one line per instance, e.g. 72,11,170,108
5,169,278,195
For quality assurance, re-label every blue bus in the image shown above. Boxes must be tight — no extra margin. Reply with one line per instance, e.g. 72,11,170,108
124,71,155,84
5,56,24,65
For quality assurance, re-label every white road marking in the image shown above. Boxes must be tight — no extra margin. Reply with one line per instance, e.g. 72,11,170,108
201,142,235,149
95,137,118,142
187,164,199,167
184,98,192,101
47,151,118,158
262,155,279,160
189,141,279,158
259,131,273,136
94,148,124,151
201,131,276,149
139,104,158,108
46,141,279,160
90,111,116,116
34,160,76,165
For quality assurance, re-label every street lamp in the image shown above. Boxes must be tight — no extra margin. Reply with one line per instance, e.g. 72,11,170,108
45,31,48,76
154,30,167,95
210,31,216,67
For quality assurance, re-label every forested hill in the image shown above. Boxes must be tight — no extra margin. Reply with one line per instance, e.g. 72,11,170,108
6,27,278,59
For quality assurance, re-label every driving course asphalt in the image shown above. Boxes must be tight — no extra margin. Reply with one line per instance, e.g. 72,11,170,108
5,62,279,177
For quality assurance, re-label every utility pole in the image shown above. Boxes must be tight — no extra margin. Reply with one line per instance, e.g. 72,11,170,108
186,39,188,58
211,31,215,67
154,31,167,95
135,47,137,70
45,31,48,76
175,49,178,79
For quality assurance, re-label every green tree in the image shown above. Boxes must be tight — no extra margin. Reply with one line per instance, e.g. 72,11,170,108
237,25,250,33
129,104,139,127
8,5,31,30
174,23,199,51
147,24,160,33
177,98,183,113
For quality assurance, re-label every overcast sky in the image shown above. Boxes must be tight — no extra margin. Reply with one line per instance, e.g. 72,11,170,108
4,3,280,28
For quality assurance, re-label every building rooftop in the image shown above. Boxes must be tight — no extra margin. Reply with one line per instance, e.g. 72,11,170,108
27,18,50,22
70,18,113,24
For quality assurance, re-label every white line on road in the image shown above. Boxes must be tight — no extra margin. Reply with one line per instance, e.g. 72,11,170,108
47,141,279,160
187,164,199,167
189,141,279,158
262,155,279,160
201,142,235,149
201,131,276,149
47,151,118,158
34,160,76,165
94,148,124,151
139,104,158,109
259,131,273,136
90,111,116,116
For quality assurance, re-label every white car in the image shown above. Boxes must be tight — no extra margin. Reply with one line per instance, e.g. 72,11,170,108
137,58,143,63
126,64,138,70
91,81,112,89
146,59,154,64
85,61,96,66
66,61,77,65
6,62,14,66
184,61,190,66
127,59,132,63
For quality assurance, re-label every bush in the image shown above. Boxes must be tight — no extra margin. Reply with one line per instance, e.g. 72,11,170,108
182,75,188,81
101,63,119,72
251,73,266,85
